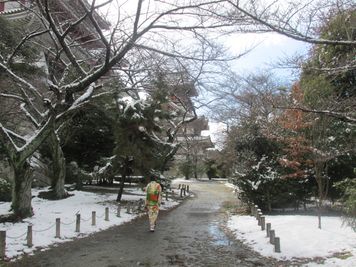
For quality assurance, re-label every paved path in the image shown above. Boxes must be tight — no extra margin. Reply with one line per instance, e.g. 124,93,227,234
7,180,282,267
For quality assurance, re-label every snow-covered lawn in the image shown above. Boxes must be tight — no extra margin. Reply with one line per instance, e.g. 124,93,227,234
225,185,356,266
0,186,181,261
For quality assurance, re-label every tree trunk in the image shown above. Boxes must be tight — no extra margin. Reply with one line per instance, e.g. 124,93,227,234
116,174,126,202
315,161,326,229
317,200,322,229
48,132,67,199
11,161,33,219
159,144,180,174
266,190,272,212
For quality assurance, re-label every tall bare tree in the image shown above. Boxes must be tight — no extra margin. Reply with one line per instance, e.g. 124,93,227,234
0,0,247,219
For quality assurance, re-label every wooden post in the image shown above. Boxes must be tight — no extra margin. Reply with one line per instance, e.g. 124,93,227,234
180,188,183,198
92,211,96,226
258,212,263,225
256,209,261,219
105,207,109,221
165,191,168,201
117,205,121,217
0,231,6,260
27,225,33,247
269,230,275,244
254,205,258,216
260,216,265,231
274,237,281,252
187,185,190,192
266,223,271,237
55,218,60,238
183,185,186,196
126,203,131,214
250,205,255,215
178,184,181,189
75,214,81,232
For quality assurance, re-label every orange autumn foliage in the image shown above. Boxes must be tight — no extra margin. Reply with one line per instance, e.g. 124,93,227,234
278,83,314,179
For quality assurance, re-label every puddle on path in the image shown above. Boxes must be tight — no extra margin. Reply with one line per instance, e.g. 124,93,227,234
208,223,231,246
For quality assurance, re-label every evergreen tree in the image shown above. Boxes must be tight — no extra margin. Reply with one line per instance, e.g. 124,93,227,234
229,121,286,211
113,88,178,201
298,8,356,227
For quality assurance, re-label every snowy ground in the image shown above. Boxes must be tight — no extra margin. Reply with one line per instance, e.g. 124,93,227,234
0,185,182,261
3,179,354,266
225,183,356,267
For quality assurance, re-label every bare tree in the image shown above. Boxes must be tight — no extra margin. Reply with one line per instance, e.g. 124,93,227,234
226,0,356,46
0,0,246,218
224,0,356,123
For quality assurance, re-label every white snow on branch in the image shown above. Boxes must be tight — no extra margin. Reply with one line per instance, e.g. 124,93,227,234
71,83,95,108
138,126,146,132
20,103,40,127
16,117,53,153
252,155,267,170
0,124,24,151
0,62,43,98
0,93,25,102
98,162,112,174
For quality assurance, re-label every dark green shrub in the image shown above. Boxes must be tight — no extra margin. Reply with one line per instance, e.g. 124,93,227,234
178,160,193,179
0,178,12,202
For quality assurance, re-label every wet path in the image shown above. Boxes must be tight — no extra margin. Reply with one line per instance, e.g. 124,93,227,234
7,180,281,267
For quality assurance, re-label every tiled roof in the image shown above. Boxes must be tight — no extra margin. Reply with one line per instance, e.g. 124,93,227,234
0,7,26,15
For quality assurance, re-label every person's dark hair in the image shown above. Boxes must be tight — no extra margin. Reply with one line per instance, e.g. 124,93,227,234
150,174,158,181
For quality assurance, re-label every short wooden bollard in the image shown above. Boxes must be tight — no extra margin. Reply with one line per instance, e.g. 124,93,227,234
165,191,169,201
183,185,186,196
266,223,271,237
126,203,131,214
27,225,33,247
257,212,262,225
105,207,109,221
178,184,181,189
254,205,258,216
55,218,60,238
75,214,81,232
180,188,183,197
260,216,265,231
92,211,96,226
117,205,121,217
274,237,281,252
269,230,275,244
0,231,6,260
250,205,255,215
186,185,190,193
256,209,261,219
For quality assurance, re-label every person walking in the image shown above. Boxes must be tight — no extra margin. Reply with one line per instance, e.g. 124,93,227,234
145,175,162,232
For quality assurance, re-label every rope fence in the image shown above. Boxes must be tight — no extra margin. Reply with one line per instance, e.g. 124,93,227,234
250,204,281,253
0,187,184,261
0,200,146,261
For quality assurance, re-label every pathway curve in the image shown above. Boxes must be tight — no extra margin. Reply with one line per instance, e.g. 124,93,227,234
7,180,282,267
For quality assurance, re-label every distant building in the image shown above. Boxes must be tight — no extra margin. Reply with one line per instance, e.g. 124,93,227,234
156,73,214,178
0,0,109,47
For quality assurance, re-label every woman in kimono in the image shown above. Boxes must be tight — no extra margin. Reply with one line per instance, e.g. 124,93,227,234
145,175,162,232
